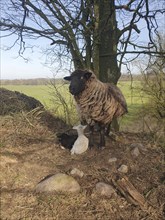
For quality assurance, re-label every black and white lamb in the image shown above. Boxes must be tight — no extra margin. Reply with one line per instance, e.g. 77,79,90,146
57,133,78,150
64,69,128,148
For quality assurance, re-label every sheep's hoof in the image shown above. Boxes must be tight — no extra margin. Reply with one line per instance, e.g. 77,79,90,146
89,144,94,149
98,145,105,150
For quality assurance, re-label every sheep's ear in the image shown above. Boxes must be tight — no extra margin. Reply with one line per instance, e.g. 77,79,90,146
84,71,92,80
63,76,71,81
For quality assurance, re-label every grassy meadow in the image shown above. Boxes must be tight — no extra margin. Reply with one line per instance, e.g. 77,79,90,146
2,80,148,129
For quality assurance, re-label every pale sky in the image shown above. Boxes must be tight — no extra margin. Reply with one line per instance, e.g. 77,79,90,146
0,36,67,80
0,7,164,80
0,0,165,79
0,34,142,80
1,49,49,79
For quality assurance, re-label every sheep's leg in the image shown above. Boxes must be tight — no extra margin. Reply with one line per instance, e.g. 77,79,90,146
98,125,105,148
89,125,94,148
105,123,111,136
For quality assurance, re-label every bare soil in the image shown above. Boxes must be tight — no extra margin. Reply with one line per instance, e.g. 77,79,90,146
0,110,164,220
0,88,43,115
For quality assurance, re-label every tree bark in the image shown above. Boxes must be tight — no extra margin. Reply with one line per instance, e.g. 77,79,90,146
98,0,121,131
93,0,100,78
99,0,121,84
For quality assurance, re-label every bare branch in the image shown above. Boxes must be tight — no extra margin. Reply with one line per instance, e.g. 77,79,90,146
118,24,140,39
101,50,165,56
0,0,164,82
115,0,136,11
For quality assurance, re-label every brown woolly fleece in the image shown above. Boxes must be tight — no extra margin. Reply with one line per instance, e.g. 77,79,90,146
74,71,128,126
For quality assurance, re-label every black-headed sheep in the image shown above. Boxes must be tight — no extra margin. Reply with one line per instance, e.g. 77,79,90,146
64,69,128,148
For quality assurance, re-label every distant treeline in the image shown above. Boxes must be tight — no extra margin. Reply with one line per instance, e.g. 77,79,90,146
0,78,64,85
1,75,142,85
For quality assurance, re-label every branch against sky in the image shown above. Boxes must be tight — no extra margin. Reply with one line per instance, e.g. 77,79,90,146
0,0,165,78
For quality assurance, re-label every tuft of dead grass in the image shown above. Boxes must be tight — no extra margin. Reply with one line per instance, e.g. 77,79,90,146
0,113,164,220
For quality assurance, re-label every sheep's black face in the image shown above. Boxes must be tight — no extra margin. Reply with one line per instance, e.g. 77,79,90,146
68,75,86,95
64,70,92,96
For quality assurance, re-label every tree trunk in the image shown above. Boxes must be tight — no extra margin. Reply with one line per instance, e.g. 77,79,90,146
98,0,121,131
99,0,120,84
93,0,100,78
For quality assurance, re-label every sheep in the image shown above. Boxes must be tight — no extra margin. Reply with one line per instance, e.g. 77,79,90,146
57,133,78,150
71,124,89,155
64,69,128,148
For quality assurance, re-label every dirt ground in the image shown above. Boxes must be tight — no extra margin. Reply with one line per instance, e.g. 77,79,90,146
0,88,43,116
0,109,164,220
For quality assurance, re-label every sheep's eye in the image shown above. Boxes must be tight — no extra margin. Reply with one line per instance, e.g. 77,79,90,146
80,76,84,80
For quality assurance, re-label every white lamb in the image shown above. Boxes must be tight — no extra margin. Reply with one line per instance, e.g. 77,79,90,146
71,124,89,155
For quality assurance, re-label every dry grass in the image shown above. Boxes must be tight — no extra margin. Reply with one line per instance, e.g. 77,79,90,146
0,112,165,220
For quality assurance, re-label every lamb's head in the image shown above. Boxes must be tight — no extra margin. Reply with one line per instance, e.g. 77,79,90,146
73,124,87,133
64,69,93,95
73,124,87,130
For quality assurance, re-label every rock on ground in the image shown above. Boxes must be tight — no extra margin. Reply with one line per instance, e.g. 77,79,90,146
130,143,147,152
70,168,84,178
95,182,116,198
108,157,117,163
35,173,80,193
131,147,140,157
118,165,128,174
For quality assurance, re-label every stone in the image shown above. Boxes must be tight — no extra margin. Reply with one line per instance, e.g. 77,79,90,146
118,165,128,173
70,168,84,178
131,147,140,157
95,182,116,198
130,143,147,151
35,173,80,193
108,157,117,163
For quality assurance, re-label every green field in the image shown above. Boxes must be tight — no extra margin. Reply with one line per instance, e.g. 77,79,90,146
2,81,147,127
